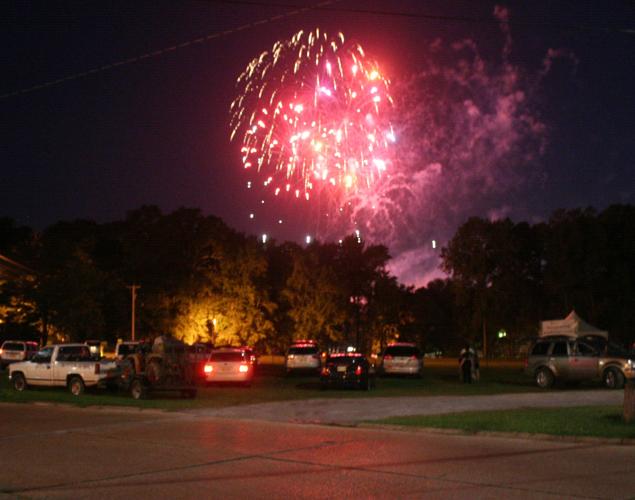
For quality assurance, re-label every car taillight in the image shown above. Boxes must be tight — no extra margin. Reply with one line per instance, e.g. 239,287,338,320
384,355,392,360
94,363,100,375
204,364,213,373
410,355,418,360
321,367,329,376
355,365,363,376
239,364,249,373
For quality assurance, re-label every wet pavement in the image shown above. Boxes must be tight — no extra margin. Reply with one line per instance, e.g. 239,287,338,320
1,402,634,499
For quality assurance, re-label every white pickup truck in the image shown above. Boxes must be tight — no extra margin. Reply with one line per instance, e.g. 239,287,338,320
9,343,120,396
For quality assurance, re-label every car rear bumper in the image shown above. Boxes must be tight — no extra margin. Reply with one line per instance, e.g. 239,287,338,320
383,364,422,374
205,372,252,383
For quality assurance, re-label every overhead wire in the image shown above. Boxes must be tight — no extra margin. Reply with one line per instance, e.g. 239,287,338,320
2,0,633,101
0,0,341,100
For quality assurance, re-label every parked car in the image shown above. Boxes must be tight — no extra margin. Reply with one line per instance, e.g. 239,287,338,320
0,340,39,369
285,340,321,374
320,352,375,390
380,342,423,377
9,344,120,395
525,335,635,389
203,347,254,386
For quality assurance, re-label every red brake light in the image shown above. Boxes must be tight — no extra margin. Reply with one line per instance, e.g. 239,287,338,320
94,363,100,375
410,355,418,360
355,365,363,376
239,364,249,373
204,364,213,373
384,355,392,360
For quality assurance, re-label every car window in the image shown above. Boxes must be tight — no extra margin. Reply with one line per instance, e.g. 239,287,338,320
531,342,550,356
551,341,569,357
2,342,25,351
34,347,54,363
606,342,629,357
384,346,420,357
288,346,318,355
58,346,91,362
210,352,245,362
576,342,596,357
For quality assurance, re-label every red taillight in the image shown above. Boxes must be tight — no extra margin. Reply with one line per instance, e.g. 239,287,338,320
410,355,418,360
94,363,100,375
239,364,249,373
321,367,329,376
355,365,363,376
204,364,213,373
384,355,392,360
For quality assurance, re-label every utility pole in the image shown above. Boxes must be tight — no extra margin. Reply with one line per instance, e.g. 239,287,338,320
127,284,140,341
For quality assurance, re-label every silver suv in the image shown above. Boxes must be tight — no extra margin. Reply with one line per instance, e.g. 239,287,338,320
525,335,635,389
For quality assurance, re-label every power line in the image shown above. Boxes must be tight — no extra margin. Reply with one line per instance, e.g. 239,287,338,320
203,0,635,35
0,0,340,100
3,0,632,101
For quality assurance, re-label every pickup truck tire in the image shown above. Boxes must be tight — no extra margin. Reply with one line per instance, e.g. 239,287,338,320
535,367,554,389
12,373,27,392
603,368,625,389
130,378,148,400
68,376,85,396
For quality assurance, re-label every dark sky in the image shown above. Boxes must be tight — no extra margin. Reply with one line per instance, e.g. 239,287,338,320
2,1,634,285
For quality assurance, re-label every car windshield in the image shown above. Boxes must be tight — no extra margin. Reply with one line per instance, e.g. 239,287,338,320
2,342,25,351
210,352,245,362
288,346,318,355
328,355,363,365
384,346,420,357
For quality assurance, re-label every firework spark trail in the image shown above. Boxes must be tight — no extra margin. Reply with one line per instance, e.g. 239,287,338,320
230,28,396,204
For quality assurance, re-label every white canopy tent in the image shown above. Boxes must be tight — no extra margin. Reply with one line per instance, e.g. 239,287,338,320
540,310,608,339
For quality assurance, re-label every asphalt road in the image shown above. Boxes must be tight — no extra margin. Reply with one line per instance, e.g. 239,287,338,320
1,402,634,499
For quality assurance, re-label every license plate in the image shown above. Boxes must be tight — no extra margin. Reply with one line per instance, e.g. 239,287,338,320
337,366,346,373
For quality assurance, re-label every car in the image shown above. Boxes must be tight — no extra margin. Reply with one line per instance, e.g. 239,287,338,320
285,340,321,374
320,352,375,390
525,335,635,389
203,347,254,386
380,342,423,377
0,340,39,369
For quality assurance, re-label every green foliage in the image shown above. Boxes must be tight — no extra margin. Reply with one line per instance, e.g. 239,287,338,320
2,203,634,354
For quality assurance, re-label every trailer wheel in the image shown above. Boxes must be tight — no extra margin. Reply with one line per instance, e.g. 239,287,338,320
181,389,197,399
130,378,148,400
603,368,625,389
535,367,554,389
146,360,163,385
68,376,85,396
12,373,27,392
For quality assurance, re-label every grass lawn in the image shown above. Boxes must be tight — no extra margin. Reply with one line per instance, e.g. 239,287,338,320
0,363,593,411
374,406,635,440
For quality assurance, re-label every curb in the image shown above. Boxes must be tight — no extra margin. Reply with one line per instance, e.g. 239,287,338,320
356,422,635,446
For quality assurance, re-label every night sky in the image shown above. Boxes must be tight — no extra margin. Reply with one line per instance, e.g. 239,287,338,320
2,1,634,285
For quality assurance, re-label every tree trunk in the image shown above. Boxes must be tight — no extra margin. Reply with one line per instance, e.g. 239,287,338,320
624,381,635,424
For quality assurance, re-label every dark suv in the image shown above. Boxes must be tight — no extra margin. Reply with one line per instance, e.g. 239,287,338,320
525,335,634,389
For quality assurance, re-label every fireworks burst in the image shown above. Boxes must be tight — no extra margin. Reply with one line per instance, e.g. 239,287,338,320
230,29,396,202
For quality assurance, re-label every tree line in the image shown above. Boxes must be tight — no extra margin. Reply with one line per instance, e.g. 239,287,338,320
1,204,633,356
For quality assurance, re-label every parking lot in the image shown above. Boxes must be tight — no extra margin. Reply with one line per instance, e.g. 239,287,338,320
2,402,635,499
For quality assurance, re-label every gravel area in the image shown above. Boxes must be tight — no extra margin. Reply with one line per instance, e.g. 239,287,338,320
190,390,624,424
